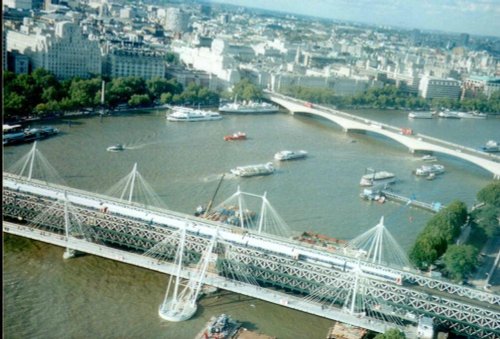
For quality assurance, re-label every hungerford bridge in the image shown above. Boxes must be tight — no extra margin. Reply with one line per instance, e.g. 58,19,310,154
2,145,500,338
265,91,500,179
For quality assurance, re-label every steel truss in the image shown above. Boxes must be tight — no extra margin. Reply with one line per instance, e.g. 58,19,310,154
3,184,500,338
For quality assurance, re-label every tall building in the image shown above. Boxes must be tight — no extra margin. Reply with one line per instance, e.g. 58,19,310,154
164,7,189,33
7,21,101,79
460,33,470,47
418,76,461,100
104,47,165,79
462,75,500,99
4,0,33,10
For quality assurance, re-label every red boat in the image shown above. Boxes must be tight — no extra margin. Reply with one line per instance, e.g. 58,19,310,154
224,131,246,141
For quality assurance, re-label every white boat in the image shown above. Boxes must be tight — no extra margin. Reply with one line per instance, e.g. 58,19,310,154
457,111,487,119
408,111,433,119
231,162,275,177
107,144,124,152
415,164,445,176
480,140,500,153
359,169,395,187
274,150,308,161
421,155,437,162
167,107,222,121
219,101,279,114
438,110,460,119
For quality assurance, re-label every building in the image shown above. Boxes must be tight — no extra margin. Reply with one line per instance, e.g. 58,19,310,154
4,0,32,10
7,20,101,79
418,76,461,100
104,47,165,79
164,7,189,33
462,75,500,99
7,49,30,74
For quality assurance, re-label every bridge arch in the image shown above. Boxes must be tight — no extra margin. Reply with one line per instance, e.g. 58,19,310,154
266,92,500,179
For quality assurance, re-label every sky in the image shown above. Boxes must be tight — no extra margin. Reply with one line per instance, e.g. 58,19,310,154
210,0,500,37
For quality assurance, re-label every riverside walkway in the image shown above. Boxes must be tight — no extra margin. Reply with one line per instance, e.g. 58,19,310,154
266,91,500,179
3,173,500,338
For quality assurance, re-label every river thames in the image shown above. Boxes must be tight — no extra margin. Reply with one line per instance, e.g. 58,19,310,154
3,108,499,338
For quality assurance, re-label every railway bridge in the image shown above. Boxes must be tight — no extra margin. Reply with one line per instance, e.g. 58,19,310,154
3,172,500,338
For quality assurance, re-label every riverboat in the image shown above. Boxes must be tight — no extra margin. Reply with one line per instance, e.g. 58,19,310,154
408,111,433,119
107,144,124,152
198,205,256,226
457,111,487,119
274,150,308,161
219,101,279,114
166,107,222,121
421,155,437,162
480,140,499,153
414,164,445,176
224,131,246,141
437,110,460,119
231,162,275,177
359,169,395,187
3,125,59,146
195,314,241,339
293,231,347,252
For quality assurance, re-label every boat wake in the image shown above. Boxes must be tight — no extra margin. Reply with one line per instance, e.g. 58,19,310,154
124,141,162,150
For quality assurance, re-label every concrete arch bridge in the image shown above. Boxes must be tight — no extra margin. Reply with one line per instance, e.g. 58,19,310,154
266,92,500,179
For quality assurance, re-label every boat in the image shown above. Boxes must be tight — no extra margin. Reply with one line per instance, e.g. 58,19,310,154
421,155,437,162
293,231,347,253
274,150,308,161
426,173,436,180
219,100,279,114
359,169,395,187
107,144,124,152
201,205,256,226
437,110,460,119
414,164,445,176
457,111,487,119
480,140,500,153
231,162,274,177
195,314,241,339
224,131,246,141
166,106,222,121
408,111,433,119
3,125,59,146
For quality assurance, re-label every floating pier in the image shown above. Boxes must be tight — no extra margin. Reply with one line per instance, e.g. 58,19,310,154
361,188,443,213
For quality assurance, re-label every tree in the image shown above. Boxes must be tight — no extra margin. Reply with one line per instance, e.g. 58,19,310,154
374,328,406,339
477,181,500,207
443,245,478,281
128,94,151,107
473,205,500,238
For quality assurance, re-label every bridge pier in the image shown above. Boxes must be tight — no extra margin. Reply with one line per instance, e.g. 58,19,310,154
63,248,77,259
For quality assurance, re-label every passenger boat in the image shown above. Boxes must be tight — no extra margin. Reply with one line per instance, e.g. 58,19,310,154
437,110,460,119
480,140,500,153
408,111,433,119
166,106,222,121
359,169,395,187
274,150,308,161
107,144,124,152
219,101,279,114
421,155,437,162
414,164,445,176
457,111,487,119
224,131,246,141
195,314,241,339
3,125,59,145
231,162,275,177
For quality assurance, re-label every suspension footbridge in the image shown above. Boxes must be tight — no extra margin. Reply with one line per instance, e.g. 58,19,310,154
3,143,500,338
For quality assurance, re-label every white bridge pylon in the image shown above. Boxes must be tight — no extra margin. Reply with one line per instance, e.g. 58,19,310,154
158,227,217,322
104,163,167,209
205,186,292,237
347,216,411,269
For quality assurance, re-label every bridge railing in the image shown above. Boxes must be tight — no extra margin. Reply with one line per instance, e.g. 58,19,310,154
267,91,500,164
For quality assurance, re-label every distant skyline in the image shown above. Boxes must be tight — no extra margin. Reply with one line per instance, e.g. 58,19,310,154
209,0,500,38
